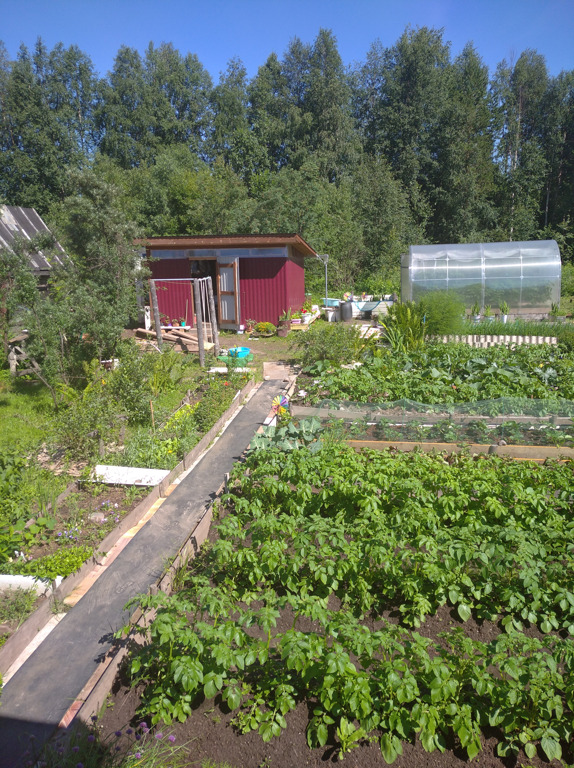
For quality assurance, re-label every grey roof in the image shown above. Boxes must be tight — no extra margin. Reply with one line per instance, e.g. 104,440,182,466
0,205,68,272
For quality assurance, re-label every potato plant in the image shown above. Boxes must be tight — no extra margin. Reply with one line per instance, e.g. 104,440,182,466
301,342,574,405
121,445,574,763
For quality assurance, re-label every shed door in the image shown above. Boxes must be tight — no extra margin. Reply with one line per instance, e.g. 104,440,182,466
217,256,240,328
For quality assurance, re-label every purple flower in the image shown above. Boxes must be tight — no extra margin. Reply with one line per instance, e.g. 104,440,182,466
87,735,95,742
126,728,133,735
168,734,176,743
135,733,141,741
115,731,122,737
134,753,142,759
139,722,147,729
90,716,97,723
72,745,80,753
77,763,84,768
155,732,164,739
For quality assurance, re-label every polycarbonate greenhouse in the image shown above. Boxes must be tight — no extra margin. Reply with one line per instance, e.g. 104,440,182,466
401,240,561,313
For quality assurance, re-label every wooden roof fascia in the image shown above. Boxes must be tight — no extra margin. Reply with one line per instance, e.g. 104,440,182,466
134,233,318,258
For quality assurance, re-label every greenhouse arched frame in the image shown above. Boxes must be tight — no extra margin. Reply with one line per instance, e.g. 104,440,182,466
401,240,561,313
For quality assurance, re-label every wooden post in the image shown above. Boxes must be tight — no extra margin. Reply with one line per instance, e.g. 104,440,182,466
206,276,220,358
193,279,205,367
149,280,163,351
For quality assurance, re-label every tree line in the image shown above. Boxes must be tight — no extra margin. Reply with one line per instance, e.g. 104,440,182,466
1,27,573,290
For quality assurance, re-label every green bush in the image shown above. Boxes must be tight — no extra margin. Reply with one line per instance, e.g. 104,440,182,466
291,321,363,368
380,302,426,351
253,322,276,336
418,291,466,336
107,341,154,424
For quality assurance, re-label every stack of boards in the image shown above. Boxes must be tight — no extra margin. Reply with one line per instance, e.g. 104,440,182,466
135,326,214,352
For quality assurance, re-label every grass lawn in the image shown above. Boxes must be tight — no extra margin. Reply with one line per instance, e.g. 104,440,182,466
0,374,57,453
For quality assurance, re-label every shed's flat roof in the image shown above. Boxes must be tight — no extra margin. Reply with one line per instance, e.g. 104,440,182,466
135,233,318,257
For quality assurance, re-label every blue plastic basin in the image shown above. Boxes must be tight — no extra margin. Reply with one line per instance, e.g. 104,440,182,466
228,346,251,358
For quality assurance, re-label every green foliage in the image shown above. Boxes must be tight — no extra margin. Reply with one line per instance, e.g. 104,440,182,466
0,587,37,625
253,322,276,336
120,374,247,469
13,514,56,549
120,446,574,761
0,240,38,361
290,321,363,368
418,292,466,336
301,342,574,404
150,349,185,397
4,545,93,580
56,344,177,458
380,302,426,351
0,450,62,540
249,418,323,453
105,342,154,424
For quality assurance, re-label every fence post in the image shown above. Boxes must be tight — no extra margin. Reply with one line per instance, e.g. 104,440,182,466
193,279,205,368
149,280,163,351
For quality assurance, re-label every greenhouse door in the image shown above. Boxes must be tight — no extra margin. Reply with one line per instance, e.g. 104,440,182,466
217,256,240,329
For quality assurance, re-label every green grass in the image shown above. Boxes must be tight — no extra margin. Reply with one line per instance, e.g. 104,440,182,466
0,373,57,453
0,587,38,627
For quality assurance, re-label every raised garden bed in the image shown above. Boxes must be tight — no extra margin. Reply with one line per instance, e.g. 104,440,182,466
96,444,574,767
0,377,256,661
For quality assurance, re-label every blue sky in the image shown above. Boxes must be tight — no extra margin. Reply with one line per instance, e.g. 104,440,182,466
2,0,574,80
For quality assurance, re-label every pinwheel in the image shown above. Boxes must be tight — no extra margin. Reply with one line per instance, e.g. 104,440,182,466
271,394,289,415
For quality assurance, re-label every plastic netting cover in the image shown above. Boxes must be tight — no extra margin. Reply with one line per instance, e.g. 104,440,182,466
296,398,574,447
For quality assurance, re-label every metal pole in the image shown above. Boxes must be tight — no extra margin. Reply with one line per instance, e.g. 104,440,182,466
317,254,329,306
193,279,205,367
149,280,163,351
206,276,220,358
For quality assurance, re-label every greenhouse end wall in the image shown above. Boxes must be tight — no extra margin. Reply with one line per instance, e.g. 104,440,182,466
401,240,561,314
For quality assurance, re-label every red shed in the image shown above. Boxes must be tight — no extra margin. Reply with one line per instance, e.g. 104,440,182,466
137,234,317,330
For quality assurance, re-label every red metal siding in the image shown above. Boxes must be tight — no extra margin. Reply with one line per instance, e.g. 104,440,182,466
239,257,306,325
149,260,194,327
239,258,286,325
284,257,306,313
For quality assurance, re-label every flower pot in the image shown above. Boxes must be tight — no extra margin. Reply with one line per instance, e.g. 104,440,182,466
473,315,481,323
277,320,291,337
501,314,509,324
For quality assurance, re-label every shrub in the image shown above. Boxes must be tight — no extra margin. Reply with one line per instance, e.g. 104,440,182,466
380,302,426,351
106,341,153,424
418,291,466,336
253,322,276,336
291,321,363,368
